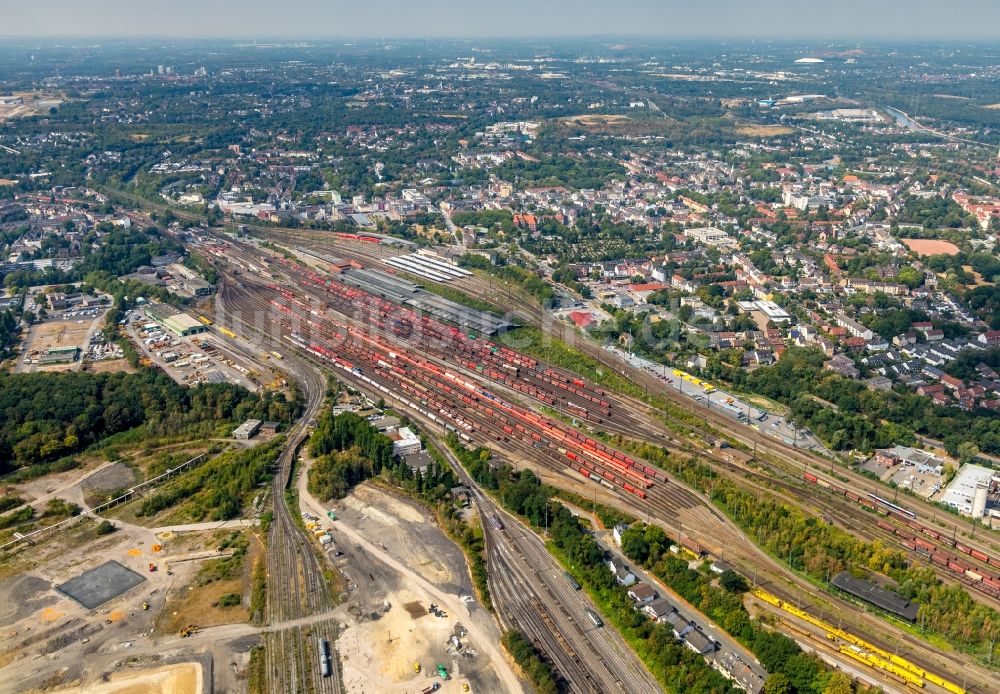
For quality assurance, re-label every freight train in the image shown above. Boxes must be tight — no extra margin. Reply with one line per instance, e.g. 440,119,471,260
263,262,655,501
803,472,1000,598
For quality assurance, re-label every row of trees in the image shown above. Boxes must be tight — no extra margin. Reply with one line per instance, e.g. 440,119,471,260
0,309,18,359
620,524,854,694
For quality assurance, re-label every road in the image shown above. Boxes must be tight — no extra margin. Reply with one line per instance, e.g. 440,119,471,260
600,534,768,692
439,202,463,247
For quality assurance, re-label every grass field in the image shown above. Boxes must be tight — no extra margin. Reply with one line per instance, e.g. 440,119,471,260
736,124,795,137
902,238,960,256
87,358,135,374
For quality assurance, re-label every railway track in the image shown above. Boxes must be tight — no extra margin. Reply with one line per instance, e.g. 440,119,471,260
435,444,653,694
204,233,997,693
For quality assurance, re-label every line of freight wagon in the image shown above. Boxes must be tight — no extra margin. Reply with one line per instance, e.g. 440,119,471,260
284,316,646,499
804,472,1000,599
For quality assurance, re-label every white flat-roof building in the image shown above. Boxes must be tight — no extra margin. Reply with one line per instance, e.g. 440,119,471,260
391,426,422,456
939,464,998,517
683,227,736,248
233,419,262,441
737,299,792,324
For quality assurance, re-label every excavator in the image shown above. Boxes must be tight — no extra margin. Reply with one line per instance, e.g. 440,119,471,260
178,624,199,638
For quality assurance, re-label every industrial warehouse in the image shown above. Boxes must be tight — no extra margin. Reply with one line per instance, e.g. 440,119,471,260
383,251,473,283
143,304,207,337
291,244,512,334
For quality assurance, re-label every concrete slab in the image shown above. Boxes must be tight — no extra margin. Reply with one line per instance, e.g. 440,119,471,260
56,560,146,610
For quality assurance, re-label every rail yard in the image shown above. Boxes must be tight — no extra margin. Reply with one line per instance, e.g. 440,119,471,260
198,227,996,694
249,230,1000,572
436,443,662,694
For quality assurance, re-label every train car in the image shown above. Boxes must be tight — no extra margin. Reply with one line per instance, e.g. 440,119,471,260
491,514,504,531
876,520,896,533
623,483,647,500
584,608,603,628
563,571,581,590
930,553,949,567
868,493,917,519
197,315,213,326
318,638,331,677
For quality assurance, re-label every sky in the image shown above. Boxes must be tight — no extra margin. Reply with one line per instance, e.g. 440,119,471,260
3,0,1000,40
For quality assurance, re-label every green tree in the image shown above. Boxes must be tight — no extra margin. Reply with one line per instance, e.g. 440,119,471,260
763,673,791,694
957,441,980,465
823,672,853,694
719,569,748,593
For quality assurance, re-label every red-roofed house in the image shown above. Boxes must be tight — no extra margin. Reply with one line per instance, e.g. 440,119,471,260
629,282,668,293
978,331,1000,346
941,374,964,391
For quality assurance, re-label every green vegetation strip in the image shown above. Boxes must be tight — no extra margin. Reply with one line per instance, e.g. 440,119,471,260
502,630,559,694
138,440,283,521
616,524,855,694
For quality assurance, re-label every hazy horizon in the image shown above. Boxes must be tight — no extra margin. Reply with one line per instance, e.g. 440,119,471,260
4,1,1000,41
